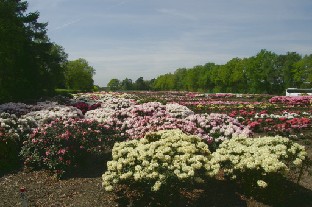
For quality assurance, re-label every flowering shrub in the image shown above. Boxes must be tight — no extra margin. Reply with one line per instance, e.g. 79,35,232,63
0,102,33,116
73,92,137,103
104,102,251,148
22,105,83,126
245,111,312,137
210,136,307,190
102,129,218,194
0,113,37,142
269,96,312,106
85,107,116,122
84,97,136,122
165,103,194,118
20,118,124,177
185,113,252,144
0,113,37,172
70,102,101,114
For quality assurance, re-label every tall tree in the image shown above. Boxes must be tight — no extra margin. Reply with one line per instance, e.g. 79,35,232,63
0,0,66,102
134,77,147,90
293,55,312,88
64,58,95,91
120,78,133,90
107,78,121,91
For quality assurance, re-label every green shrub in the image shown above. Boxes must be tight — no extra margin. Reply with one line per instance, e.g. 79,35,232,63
0,131,20,173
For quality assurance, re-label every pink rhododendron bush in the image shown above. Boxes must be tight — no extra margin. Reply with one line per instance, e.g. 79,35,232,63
103,102,252,148
269,96,312,106
20,118,125,177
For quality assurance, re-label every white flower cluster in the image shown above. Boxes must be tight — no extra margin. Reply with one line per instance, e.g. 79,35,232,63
254,111,301,119
0,113,37,140
100,98,135,110
85,98,135,122
165,103,194,118
0,101,67,116
22,105,83,126
210,136,307,188
102,129,218,192
73,92,137,103
85,107,115,122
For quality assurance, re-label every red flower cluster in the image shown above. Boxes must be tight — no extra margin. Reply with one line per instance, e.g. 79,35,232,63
70,102,101,114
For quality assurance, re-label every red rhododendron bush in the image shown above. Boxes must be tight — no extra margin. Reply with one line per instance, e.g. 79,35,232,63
0,91,311,206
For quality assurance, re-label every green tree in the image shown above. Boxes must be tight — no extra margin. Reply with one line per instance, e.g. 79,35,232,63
49,43,68,88
0,0,63,101
276,52,301,90
173,68,187,90
134,77,147,90
107,78,121,91
64,58,95,91
120,78,133,90
293,55,312,88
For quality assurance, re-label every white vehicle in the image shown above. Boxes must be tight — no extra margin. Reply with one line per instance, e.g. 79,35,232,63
285,88,312,96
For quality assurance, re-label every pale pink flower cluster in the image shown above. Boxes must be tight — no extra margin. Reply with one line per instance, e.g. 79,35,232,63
269,96,312,106
104,102,251,144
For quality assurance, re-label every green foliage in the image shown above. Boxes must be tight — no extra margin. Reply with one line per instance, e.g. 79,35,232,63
64,58,95,91
0,132,20,173
107,78,121,91
121,78,133,90
293,54,312,88
0,0,68,102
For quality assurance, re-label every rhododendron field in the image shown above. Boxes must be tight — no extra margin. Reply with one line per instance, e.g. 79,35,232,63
0,91,311,206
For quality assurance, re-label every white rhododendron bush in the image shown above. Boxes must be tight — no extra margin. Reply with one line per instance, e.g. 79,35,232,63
23,105,83,126
210,136,307,189
102,129,218,193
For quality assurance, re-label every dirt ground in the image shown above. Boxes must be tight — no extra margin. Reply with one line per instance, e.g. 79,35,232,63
1,133,312,207
1,141,312,207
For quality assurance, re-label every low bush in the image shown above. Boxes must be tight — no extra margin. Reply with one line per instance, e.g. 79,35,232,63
20,118,124,178
210,136,308,192
0,113,36,173
102,129,219,204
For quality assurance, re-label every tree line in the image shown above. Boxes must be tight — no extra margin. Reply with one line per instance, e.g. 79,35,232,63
0,0,95,103
108,50,312,94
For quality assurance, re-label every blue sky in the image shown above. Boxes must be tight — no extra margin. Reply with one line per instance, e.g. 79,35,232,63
27,0,312,87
